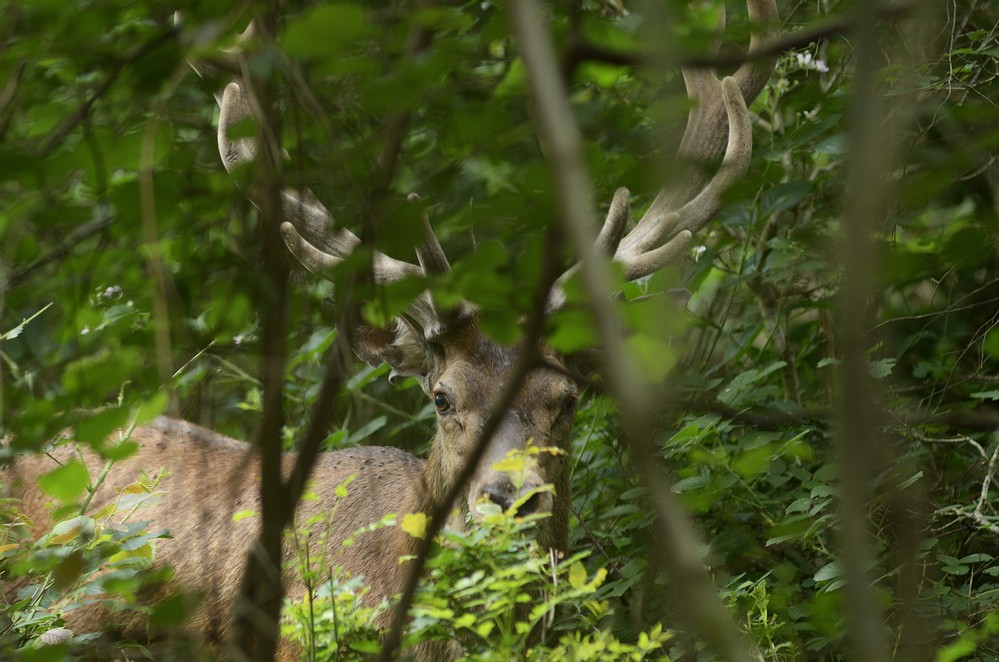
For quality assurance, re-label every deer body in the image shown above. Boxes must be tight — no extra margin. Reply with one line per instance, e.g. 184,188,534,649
5,320,577,659
7,420,425,651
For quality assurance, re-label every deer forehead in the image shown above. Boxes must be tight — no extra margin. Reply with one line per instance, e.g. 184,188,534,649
435,355,575,414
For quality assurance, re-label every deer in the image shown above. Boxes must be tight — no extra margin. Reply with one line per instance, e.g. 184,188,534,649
2,1,778,659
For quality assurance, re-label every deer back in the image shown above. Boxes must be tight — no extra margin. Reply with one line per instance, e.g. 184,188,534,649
5,418,427,651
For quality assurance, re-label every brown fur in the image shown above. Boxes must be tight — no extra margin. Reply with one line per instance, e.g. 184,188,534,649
3,317,578,660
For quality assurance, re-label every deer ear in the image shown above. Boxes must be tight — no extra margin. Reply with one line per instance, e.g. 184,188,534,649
353,322,431,385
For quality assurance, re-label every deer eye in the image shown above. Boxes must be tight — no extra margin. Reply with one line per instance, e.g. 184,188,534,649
433,392,451,413
560,391,579,416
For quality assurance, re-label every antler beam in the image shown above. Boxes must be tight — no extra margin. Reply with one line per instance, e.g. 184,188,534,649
552,0,779,305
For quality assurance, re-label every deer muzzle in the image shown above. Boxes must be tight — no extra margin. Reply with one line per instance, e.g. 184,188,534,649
468,413,553,519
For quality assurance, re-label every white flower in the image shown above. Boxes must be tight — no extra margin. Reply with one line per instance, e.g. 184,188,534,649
692,245,707,262
98,285,123,302
794,52,829,73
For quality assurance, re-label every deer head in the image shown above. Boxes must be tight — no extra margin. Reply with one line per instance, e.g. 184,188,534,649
211,0,778,552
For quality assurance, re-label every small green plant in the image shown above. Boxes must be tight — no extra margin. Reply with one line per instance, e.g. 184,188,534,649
723,575,795,661
0,444,169,659
405,505,673,660
283,475,394,659
283,449,674,660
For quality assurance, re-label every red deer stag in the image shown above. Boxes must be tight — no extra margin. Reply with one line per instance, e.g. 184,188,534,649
3,1,778,658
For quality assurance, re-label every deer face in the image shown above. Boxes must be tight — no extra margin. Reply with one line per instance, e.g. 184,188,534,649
357,314,577,548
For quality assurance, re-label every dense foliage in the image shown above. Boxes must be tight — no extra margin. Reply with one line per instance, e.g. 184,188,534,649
2,0,998,660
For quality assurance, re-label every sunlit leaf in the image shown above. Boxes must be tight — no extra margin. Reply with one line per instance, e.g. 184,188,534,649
400,512,428,539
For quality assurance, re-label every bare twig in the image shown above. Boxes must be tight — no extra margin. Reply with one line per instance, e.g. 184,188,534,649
5,216,114,291
835,0,895,658
0,58,25,142
973,440,999,521
377,222,565,662
509,2,757,661
935,506,999,536
139,119,178,413
562,0,923,75
41,27,178,157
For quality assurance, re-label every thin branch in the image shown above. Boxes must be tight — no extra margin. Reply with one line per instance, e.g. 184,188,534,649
973,441,999,520
4,216,113,291
377,221,566,662
280,342,351,520
562,0,922,75
0,58,25,142
227,11,290,660
835,0,896,657
40,26,178,157
139,119,178,413
935,506,999,536
509,2,757,662
685,0,922,68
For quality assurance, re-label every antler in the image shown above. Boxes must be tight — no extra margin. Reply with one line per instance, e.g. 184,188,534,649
214,65,467,338
554,0,779,306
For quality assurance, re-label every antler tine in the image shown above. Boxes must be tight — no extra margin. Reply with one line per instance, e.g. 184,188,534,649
594,187,630,256
621,75,751,252
416,216,451,276
216,76,431,291
218,82,256,173
407,194,451,276
215,63,471,336
592,0,777,286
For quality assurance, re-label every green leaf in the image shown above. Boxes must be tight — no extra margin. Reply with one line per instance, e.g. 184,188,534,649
74,406,130,447
400,512,428,539
733,445,774,478
813,561,841,583
868,358,896,379
940,564,969,576
568,562,587,589
282,4,372,61
136,391,168,424
1,302,52,340
761,180,812,217
936,633,977,662
62,347,143,404
150,594,191,627
984,327,999,359
350,639,383,654
49,516,96,546
52,549,84,590
347,415,387,444
627,333,677,382
547,308,598,353
38,460,90,504
717,362,786,406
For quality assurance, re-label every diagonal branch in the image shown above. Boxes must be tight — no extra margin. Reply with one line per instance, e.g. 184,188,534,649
562,0,923,75
41,27,178,158
508,2,757,662
377,221,566,662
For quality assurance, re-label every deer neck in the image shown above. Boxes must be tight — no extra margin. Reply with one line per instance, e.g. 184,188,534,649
418,430,472,530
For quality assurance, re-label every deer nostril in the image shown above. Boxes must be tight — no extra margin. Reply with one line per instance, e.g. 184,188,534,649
515,491,541,515
484,486,514,512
